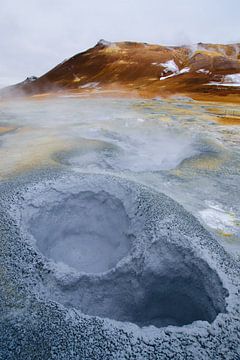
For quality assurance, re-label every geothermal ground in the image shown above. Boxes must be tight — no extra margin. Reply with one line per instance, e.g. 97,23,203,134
0,96,240,359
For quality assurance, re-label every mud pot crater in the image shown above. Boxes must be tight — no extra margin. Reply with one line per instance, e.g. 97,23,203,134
26,190,133,274
17,173,229,329
52,138,121,171
60,240,227,328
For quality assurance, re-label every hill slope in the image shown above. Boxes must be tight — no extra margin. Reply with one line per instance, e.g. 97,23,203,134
2,40,240,102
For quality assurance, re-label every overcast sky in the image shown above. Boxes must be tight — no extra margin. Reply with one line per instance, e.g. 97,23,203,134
0,0,239,86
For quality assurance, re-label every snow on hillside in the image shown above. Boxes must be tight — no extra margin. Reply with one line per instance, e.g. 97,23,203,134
159,60,190,80
208,73,240,87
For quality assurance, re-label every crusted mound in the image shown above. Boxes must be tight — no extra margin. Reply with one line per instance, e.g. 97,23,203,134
1,171,239,359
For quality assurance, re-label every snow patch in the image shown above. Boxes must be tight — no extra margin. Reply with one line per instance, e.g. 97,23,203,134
79,82,100,89
196,69,210,74
158,59,190,80
179,67,190,74
224,73,240,84
207,73,240,87
160,60,179,73
207,82,240,87
160,67,190,81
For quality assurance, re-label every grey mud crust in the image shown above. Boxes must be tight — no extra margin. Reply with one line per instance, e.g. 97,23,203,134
0,170,240,360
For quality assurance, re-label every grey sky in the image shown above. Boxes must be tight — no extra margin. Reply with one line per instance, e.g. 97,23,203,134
0,0,239,86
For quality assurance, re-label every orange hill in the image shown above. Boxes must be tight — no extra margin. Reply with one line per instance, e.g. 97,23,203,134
1,40,240,102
